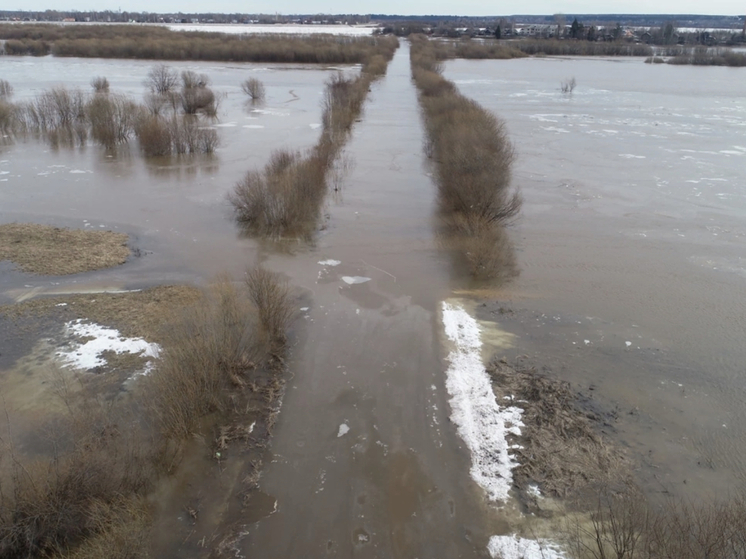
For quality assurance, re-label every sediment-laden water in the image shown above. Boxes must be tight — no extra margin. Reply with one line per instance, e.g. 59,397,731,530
1,44,745,556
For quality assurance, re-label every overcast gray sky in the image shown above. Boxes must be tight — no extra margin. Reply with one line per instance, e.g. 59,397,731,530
14,0,746,16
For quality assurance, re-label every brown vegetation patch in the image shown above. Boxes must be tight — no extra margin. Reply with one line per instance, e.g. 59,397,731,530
0,24,396,64
0,223,130,275
0,285,201,343
0,269,296,557
410,35,520,279
563,483,746,559
229,36,399,240
487,359,631,503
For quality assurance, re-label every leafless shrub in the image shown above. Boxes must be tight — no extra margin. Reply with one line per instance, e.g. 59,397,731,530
90,76,110,94
229,36,396,240
180,70,209,90
134,114,172,156
561,77,577,94
143,92,168,116
0,100,21,135
180,85,215,115
0,391,154,557
62,497,151,559
410,35,520,279
144,274,293,441
450,214,517,280
241,77,266,101
135,115,218,156
0,79,12,99
145,64,178,95
245,267,296,349
229,149,327,239
26,86,87,132
87,93,141,149
563,485,746,559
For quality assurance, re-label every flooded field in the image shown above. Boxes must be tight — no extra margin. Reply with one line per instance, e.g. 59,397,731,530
446,56,746,500
1,42,746,557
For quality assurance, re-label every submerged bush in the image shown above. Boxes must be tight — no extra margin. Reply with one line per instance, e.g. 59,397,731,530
134,114,219,157
0,79,12,99
229,149,327,239
90,76,110,94
229,36,399,240
145,64,178,95
145,273,294,440
410,34,520,279
241,77,266,101
87,93,141,148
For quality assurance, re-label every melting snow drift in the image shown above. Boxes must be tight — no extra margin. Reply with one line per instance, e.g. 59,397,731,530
488,535,566,559
57,320,161,371
441,301,524,503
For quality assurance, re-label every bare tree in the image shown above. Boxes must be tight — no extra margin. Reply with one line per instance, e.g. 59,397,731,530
145,64,178,95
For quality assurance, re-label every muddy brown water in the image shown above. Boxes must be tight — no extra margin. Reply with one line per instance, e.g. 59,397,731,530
1,44,746,556
445,56,746,501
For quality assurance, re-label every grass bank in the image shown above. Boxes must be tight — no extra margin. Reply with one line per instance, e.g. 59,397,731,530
229,36,399,240
0,269,296,557
664,46,746,66
0,24,393,64
410,35,519,279
0,223,130,275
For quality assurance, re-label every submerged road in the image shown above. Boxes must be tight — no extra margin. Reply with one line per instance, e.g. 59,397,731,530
246,43,499,558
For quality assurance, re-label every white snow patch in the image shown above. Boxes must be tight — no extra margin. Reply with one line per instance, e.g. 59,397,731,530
619,154,646,159
243,124,265,129
318,259,341,266
337,423,350,437
57,320,161,371
342,276,370,285
488,535,566,559
625,341,632,347
441,301,524,503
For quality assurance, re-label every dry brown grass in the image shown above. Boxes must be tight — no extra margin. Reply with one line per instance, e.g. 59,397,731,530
487,360,630,501
0,390,155,558
144,271,294,442
0,223,130,275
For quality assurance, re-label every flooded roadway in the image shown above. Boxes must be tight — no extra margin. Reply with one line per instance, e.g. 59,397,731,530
246,43,500,557
2,41,746,557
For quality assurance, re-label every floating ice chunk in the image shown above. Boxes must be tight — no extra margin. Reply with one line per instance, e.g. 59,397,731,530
337,423,350,437
243,124,265,129
488,535,566,559
342,276,371,285
318,259,341,266
625,341,632,347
